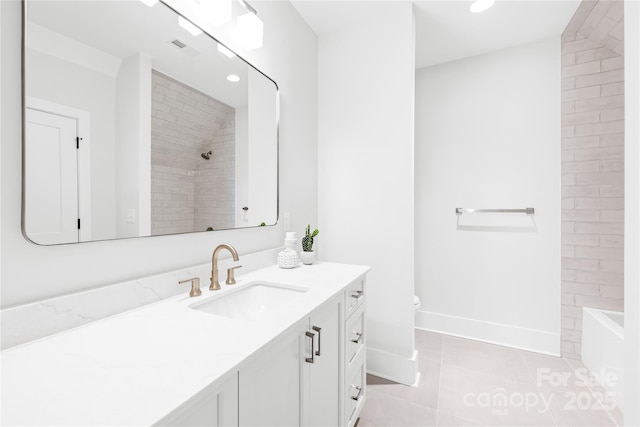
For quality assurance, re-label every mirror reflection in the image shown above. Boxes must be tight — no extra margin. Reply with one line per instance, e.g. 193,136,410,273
23,0,278,245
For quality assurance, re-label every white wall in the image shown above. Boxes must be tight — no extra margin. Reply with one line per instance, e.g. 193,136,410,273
318,2,417,385
415,39,562,355
235,107,248,227
247,68,278,226
24,49,117,240
624,1,640,424
0,1,3,304
115,53,151,238
0,0,317,309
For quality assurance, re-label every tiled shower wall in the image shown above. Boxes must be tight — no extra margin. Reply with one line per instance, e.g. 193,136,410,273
561,0,624,359
151,71,235,235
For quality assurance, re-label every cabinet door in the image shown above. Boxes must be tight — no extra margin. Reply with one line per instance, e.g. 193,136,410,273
239,324,305,427
158,374,238,427
306,297,343,427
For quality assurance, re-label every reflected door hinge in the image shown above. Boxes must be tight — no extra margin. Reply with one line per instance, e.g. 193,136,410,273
76,137,83,149
77,218,81,230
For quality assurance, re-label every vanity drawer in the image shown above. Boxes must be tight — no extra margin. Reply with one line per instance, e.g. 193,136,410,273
345,357,366,427
345,304,365,369
345,277,365,319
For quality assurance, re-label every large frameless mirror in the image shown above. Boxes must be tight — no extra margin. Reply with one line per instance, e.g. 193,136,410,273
22,0,278,245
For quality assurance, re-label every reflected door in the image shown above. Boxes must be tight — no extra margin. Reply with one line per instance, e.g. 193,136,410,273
25,108,79,244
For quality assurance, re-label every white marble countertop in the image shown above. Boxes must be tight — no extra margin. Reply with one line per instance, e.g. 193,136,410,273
1,262,369,426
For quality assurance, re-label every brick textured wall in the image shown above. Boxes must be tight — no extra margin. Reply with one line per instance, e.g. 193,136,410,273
151,70,235,235
561,0,624,359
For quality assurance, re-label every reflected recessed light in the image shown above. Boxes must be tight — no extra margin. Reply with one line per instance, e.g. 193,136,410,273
218,44,236,58
178,16,202,36
227,74,240,82
470,0,495,13
139,0,158,6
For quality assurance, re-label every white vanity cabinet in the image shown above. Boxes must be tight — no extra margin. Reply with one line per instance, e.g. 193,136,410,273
159,275,367,427
303,293,344,426
238,320,307,426
236,275,367,427
1,263,371,427
156,374,239,427
344,277,367,427
238,294,344,426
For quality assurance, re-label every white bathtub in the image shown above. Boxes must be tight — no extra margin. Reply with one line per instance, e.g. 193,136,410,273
582,307,624,411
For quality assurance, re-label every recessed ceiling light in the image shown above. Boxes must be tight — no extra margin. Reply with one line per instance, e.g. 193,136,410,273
470,0,495,13
227,74,240,82
178,17,202,36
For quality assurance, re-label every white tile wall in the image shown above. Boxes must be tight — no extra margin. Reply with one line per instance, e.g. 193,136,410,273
150,70,235,235
561,0,625,359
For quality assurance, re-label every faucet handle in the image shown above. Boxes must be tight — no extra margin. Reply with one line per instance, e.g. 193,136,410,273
226,265,242,285
179,277,202,297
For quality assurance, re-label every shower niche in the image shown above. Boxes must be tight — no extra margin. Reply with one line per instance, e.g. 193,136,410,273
21,0,278,245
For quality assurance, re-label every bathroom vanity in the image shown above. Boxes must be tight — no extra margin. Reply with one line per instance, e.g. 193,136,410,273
1,262,369,426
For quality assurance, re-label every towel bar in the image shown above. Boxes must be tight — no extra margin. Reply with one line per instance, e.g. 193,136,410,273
455,208,535,215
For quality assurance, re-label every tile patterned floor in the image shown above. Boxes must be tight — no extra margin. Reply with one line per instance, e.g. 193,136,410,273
358,330,623,427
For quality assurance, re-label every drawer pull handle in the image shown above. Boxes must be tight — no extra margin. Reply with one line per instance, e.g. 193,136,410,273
351,290,364,301
351,386,363,401
312,326,322,356
351,332,363,344
305,331,315,364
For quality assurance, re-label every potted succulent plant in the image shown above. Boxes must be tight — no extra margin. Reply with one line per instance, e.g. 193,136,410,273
300,225,319,265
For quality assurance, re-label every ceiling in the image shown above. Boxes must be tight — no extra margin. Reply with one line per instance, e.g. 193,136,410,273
291,0,581,69
26,0,250,107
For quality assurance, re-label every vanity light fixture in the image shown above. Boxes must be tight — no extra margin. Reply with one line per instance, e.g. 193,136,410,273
227,74,240,82
218,43,236,58
470,0,495,13
178,16,202,36
236,0,263,51
201,0,232,27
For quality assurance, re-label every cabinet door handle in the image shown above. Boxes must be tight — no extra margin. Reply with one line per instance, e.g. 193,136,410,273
305,331,315,364
312,326,321,356
351,386,363,401
351,290,364,301
351,332,363,344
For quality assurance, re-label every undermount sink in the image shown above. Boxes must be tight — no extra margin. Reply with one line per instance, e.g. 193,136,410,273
190,282,308,321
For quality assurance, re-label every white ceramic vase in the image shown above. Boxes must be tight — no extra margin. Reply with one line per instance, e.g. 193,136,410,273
277,249,299,268
278,231,300,268
300,251,315,265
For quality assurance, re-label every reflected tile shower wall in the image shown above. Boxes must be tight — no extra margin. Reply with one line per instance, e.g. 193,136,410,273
150,70,235,234
560,0,625,359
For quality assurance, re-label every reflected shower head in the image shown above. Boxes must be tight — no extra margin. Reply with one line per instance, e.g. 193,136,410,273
201,150,212,160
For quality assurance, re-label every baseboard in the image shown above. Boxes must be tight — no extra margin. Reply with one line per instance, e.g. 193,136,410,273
367,347,419,386
416,310,560,356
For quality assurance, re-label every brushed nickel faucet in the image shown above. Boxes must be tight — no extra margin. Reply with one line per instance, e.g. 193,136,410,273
210,244,241,290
